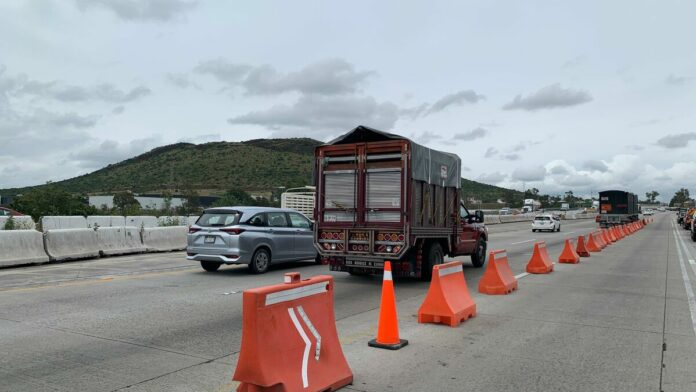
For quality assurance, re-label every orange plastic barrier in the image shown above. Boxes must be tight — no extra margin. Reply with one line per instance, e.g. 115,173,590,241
418,261,476,327
603,229,614,244
368,261,408,350
576,235,591,257
594,231,607,249
479,250,518,295
233,272,353,392
558,239,580,264
586,232,602,252
526,241,554,274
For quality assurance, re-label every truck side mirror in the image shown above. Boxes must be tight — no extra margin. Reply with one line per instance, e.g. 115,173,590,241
475,210,484,223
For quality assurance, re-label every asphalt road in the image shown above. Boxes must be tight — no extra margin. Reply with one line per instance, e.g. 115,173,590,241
1,214,694,391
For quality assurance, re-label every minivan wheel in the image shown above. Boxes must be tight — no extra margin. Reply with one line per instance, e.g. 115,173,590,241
471,238,487,268
249,248,271,274
200,261,221,272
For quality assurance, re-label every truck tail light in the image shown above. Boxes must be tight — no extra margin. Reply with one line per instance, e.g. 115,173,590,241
220,228,245,235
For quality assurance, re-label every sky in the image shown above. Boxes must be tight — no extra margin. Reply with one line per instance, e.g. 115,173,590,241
0,0,694,201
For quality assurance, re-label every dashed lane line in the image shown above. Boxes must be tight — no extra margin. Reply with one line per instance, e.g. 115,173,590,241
510,239,536,245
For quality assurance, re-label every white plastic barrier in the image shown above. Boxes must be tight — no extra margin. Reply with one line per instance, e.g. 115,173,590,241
0,216,36,230
142,226,188,252
126,216,158,228
95,226,146,256
484,215,501,224
87,216,127,228
41,216,88,231
0,230,49,267
44,228,100,261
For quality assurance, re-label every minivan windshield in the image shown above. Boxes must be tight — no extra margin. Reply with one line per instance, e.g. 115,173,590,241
196,211,241,227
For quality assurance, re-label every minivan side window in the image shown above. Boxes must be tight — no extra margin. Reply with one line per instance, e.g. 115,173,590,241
247,213,267,227
288,212,311,229
268,212,289,227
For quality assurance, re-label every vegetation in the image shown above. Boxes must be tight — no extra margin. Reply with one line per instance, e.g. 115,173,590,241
113,191,141,215
10,185,96,221
460,178,524,205
213,189,274,207
645,190,660,203
670,188,691,207
3,216,15,230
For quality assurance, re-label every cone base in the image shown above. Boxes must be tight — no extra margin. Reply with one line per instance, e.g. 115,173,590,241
368,338,409,350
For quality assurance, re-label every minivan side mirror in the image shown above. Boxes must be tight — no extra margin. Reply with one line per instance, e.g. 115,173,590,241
475,210,484,223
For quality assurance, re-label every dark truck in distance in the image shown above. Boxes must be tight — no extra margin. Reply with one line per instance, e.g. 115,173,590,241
598,190,640,228
313,126,488,279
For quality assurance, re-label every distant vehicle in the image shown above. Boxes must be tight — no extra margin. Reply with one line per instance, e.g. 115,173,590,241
678,208,687,224
186,207,319,273
561,203,570,211
280,186,315,219
691,216,696,242
683,208,696,230
313,126,488,279
598,190,639,228
523,199,541,213
658,207,666,212
499,207,511,215
643,209,654,216
0,207,23,216
532,214,561,232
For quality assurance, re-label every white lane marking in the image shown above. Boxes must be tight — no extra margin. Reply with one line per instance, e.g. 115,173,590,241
297,306,321,360
514,272,530,279
672,221,696,337
511,239,536,245
564,231,576,235
288,308,311,388
690,259,696,266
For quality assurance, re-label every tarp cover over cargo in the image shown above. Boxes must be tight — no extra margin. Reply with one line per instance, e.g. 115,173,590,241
325,126,461,188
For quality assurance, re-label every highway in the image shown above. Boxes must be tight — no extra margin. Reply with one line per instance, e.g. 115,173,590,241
1,213,695,391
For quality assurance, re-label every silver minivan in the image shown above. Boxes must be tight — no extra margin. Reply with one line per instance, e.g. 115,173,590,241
186,206,319,273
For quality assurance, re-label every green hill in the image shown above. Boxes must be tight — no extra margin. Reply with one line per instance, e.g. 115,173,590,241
1,137,519,204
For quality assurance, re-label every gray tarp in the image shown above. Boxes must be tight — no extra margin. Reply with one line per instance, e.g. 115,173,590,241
326,125,461,188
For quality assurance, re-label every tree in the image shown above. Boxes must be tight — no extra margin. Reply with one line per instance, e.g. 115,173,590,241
10,185,96,220
645,190,660,203
113,191,141,215
524,188,540,199
181,188,201,214
564,190,574,203
670,188,690,207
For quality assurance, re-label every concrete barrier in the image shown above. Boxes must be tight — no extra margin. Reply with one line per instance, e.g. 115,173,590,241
44,228,100,261
0,216,36,230
484,215,501,224
41,216,87,231
96,226,146,256
126,216,158,228
0,230,49,267
499,215,517,223
87,215,127,228
142,226,188,252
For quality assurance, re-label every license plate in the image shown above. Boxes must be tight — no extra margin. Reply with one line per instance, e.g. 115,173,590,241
204,236,215,244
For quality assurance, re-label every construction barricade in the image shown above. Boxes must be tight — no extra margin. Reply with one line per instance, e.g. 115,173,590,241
142,226,187,252
526,242,553,274
233,272,353,392
369,261,408,349
44,228,100,261
418,261,476,327
95,226,146,256
558,239,580,264
479,250,518,295
0,230,49,267
576,235,591,257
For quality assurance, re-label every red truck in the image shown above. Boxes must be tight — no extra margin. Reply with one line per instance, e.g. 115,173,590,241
313,126,488,279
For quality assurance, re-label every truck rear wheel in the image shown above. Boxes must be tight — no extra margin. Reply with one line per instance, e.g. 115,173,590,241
420,242,444,281
470,238,487,268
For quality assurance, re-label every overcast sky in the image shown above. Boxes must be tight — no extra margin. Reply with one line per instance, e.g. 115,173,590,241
1,1,694,201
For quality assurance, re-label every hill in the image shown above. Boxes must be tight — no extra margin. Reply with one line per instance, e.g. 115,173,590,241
1,137,520,203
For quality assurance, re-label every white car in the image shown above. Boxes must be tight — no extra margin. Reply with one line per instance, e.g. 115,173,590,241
532,215,561,232
643,209,654,216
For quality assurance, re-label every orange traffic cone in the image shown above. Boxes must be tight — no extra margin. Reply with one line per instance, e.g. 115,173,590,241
368,261,408,350
559,239,580,264
576,235,591,257
586,232,602,252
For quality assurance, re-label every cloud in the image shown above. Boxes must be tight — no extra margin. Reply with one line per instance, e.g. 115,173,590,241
167,73,200,89
656,132,696,148
427,90,485,114
501,153,520,161
477,172,507,184
502,83,592,111
228,94,399,137
411,131,443,144
177,133,221,144
74,0,197,22
112,106,124,115
582,159,609,172
561,55,585,69
484,147,498,158
511,166,547,182
453,127,488,141
549,165,570,175
399,103,429,120
69,136,164,169
196,58,373,96
665,73,691,86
